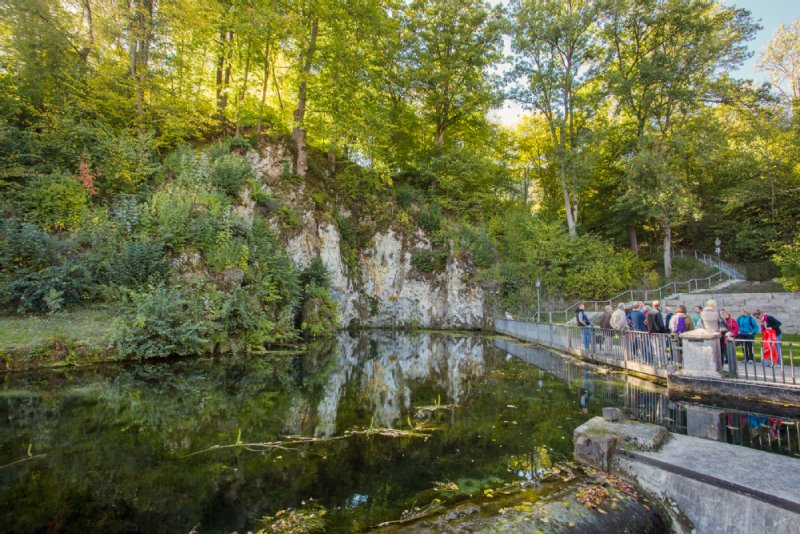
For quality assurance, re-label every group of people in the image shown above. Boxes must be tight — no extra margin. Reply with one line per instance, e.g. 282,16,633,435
576,299,784,367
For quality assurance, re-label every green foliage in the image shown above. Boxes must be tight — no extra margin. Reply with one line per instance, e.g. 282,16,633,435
141,185,196,249
109,241,169,288
744,260,780,282
417,201,442,233
300,285,338,339
456,226,496,269
18,173,92,232
775,238,800,290
300,257,331,291
113,286,211,359
0,218,60,273
2,262,95,314
210,154,254,197
277,205,302,231
411,248,448,273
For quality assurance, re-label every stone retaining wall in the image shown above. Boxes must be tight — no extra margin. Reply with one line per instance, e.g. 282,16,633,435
665,292,800,334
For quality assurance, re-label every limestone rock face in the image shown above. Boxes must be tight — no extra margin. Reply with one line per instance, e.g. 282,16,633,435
248,150,488,329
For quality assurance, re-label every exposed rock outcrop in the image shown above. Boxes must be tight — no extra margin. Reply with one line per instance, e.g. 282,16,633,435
247,147,489,329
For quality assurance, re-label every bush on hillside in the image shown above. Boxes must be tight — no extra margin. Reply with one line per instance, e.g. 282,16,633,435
113,286,211,359
210,154,253,197
775,238,800,291
18,173,92,232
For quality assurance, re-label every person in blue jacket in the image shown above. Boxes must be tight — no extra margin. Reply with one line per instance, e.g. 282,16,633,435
736,308,759,364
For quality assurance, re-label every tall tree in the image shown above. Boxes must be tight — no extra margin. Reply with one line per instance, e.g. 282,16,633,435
759,20,800,121
509,0,607,237
408,0,503,151
604,0,757,277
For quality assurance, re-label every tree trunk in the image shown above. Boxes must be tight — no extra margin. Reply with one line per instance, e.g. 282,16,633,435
78,0,94,63
235,39,252,137
292,16,318,177
216,30,233,131
256,39,270,136
663,224,672,279
559,169,577,237
627,224,639,254
129,0,153,131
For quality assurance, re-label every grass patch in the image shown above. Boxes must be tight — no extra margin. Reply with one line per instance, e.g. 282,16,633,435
0,306,117,352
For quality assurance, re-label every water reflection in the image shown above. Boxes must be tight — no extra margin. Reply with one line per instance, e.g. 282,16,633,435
315,332,485,436
497,337,800,457
0,332,795,534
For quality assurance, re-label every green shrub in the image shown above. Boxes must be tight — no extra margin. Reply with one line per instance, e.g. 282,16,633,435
96,131,159,197
109,240,169,287
745,260,780,282
300,284,338,339
0,218,60,273
210,154,253,197
775,239,800,290
18,173,92,232
2,262,95,314
142,184,196,249
395,183,417,209
300,257,330,291
411,248,447,273
214,287,279,353
417,202,442,233
252,186,279,210
457,226,495,269
277,205,301,230
113,286,211,359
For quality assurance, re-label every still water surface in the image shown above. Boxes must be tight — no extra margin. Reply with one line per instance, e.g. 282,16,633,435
1,332,796,532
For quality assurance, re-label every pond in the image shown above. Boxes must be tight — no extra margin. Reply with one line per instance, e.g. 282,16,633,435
1,332,797,533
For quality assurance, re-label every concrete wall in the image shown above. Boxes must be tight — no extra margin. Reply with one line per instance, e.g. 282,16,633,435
575,417,800,534
665,292,800,334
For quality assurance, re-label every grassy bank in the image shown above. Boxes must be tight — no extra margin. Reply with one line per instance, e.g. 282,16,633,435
0,307,118,371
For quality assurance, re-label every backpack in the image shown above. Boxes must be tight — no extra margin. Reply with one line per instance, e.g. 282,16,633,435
674,315,687,334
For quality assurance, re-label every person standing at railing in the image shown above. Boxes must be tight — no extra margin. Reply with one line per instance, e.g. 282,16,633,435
629,302,647,358
721,310,739,367
691,306,703,328
595,305,613,349
736,308,759,365
664,306,674,333
700,299,729,365
754,310,783,366
611,303,628,331
646,300,667,365
576,303,592,353
612,303,631,358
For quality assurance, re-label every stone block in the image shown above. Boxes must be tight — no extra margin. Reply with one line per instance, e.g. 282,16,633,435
574,432,617,471
574,417,669,471
679,329,722,378
603,407,621,422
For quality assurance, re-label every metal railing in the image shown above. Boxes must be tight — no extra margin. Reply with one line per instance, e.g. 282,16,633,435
494,320,678,378
724,337,797,385
681,249,746,280
530,249,746,324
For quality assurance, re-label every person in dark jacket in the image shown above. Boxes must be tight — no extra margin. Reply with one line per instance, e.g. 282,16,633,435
576,303,592,353
646,300,667,334
754,310,783,366
628,302,647,357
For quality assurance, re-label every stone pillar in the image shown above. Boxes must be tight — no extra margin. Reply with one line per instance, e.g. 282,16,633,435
678,329,722,379
685,404,725,442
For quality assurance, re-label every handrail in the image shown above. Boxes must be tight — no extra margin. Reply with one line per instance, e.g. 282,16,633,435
532,249,746,323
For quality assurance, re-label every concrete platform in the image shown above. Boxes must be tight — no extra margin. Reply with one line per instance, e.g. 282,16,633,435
575,418,800,534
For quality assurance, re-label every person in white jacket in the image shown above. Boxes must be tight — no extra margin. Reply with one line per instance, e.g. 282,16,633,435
610,303,629,331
